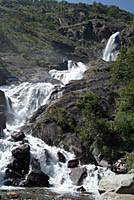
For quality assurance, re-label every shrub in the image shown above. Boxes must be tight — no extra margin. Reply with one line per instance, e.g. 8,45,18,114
126,152,134,169
49,106,75,131
111,46,134,82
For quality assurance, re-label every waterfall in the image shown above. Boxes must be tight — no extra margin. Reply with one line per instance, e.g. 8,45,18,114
1,82,59,131
103,32,120,62
49,60,87,85
0,61,114,195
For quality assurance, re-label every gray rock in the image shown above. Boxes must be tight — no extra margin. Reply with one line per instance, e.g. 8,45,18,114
68,159,79,168
92,147,110,168
112,158,128,174
70,167,87,186
7,156,30,176
26,170,49,187
96,192,134,200
0,90,7,132
12,144,30,159
76,186,86,192
99,173,134,194
57,151,66,163
11,131,25,142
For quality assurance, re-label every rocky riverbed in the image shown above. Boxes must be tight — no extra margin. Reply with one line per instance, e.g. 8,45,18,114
0,188,94,200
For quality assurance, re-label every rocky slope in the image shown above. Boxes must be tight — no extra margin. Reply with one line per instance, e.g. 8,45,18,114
24,60,116,165
0,0,133,85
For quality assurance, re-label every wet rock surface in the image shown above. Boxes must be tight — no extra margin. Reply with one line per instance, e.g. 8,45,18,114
68,159,79,168
20,170,49,187
70,167,87,186
5,140,50,188
5,139,31,186
0,188,95,200
57,151,66,163
0,90,7,133
12,144,30,159
11,131,25,142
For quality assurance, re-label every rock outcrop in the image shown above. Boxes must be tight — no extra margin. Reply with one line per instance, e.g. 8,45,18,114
68,159,79,168
70,167,87,186
97,173,134,200
20,170,49,187
6,143,30,183
99,173,134,194
96,192,134,200
11,131,25,142
5,132,50,188
0,90,7,135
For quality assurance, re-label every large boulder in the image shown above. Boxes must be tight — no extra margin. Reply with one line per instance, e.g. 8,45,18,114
6,144,30,184
6,144,30,180
99,173,134,194
7,156,30,176
11,131,25,142
21,170,49,187
69,167,87,186
57,151,66,163
12,144,30,159
68,159,79,168
96,192,134,200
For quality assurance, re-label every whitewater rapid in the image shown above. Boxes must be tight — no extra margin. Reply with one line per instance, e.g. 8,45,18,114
0,60,114,195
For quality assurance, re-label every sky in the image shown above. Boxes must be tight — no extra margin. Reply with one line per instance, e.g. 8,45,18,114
58,0,134,14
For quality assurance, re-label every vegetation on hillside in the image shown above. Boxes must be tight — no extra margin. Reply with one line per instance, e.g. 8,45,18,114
0,0,133,83
75,39,134,166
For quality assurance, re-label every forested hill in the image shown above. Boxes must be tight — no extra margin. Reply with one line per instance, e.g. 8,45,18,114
0,0,134,84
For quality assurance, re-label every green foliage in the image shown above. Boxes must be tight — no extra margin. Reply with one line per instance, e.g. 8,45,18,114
77,93,116,158
78,93,99,116
49,106,75,131
111,46,134,82
113,82,134,152
126,152,134,169
77,93,99,139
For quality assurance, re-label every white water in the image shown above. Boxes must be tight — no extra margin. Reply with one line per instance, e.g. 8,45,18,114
0,61,114,195
1,82,59,131
49,60,87,85
103,32,120,62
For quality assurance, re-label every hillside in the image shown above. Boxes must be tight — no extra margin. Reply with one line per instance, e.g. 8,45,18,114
0,0,133,85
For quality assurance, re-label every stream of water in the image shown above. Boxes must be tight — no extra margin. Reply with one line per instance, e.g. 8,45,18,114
0,60,114,199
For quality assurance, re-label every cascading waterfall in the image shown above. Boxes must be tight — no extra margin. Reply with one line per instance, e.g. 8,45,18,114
2,82,59,131
0,60,114,196
49,61,87,85
103,32,120,62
